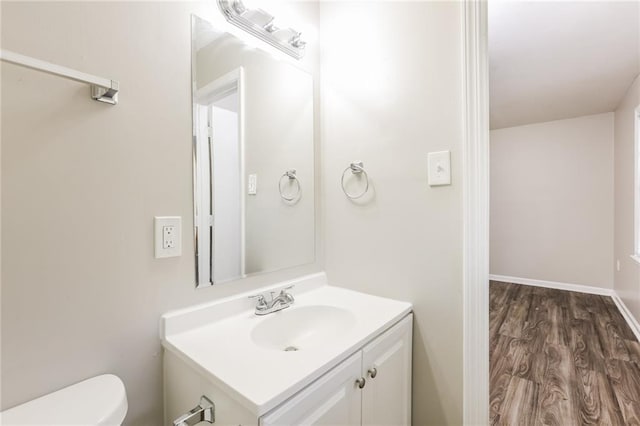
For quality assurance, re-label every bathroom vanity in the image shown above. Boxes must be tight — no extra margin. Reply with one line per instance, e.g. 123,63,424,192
172,14,413,426
161,273,413,426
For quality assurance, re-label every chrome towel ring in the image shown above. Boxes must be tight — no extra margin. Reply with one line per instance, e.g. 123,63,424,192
341,161,369,199
279,169,301,202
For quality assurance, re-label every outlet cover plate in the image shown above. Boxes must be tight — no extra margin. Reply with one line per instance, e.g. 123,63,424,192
155,216,182,258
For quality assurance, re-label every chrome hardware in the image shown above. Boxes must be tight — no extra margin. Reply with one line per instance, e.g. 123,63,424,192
248,294,269,310
90,81,119,105
0,49,119,105
368,367,378,378
249,285,295,315
355,377,366,389
279,169,302,202
280,286,295,304
217,0,306,59
349,161,365,174
249,294,266,300
341,161,370,200
173,395,215,426
291,33,306,49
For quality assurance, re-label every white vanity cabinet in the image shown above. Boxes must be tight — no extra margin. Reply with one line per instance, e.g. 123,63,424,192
161,276,414,426
260,314,413,426
259,352,363,426
361,313,412,426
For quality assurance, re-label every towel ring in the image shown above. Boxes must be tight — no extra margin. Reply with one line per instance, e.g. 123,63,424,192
279,169,301,201
341,161,369,199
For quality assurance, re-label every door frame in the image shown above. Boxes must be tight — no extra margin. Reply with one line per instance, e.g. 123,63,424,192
194,67,246,286
462,1,490,424
634,105,640,260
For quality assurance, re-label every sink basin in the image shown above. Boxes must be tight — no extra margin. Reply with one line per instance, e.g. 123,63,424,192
250,305,357,351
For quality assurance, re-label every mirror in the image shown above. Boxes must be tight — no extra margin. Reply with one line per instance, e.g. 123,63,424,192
192,15,315,287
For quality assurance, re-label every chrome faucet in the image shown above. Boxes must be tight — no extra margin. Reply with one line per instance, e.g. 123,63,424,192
249,285,295,315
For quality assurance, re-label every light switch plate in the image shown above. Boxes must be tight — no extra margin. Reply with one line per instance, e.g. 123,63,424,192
155,216,182,258
248,174,257,195
428,151,451,186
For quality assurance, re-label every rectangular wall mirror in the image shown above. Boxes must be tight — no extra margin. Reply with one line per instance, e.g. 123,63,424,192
192,15,315,287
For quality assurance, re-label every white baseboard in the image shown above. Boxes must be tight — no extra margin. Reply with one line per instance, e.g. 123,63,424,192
489,274,640,343
611,293,640,343
489,274,613,296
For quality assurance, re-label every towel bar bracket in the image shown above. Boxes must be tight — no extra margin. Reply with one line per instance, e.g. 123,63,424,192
91,80,119,105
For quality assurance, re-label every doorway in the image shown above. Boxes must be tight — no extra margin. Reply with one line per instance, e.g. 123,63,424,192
487,1,640,423
194,69,246,285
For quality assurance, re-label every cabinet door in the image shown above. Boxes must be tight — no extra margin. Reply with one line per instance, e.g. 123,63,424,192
361,314,413,426
260,352,363,426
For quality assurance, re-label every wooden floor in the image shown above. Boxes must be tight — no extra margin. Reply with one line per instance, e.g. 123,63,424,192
490,281,640,425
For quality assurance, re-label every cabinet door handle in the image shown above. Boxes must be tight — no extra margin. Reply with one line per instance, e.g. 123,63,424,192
355,377,366,389
368,367,377,379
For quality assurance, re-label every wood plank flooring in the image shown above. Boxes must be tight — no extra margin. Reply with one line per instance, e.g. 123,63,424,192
490,281,640,425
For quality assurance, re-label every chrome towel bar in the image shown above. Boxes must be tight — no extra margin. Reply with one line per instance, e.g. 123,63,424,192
0,49,119,105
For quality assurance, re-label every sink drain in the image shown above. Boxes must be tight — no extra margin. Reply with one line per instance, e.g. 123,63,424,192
284,346,299,352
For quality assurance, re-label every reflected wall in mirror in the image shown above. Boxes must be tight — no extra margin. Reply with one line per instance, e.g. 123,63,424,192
192,15,315,287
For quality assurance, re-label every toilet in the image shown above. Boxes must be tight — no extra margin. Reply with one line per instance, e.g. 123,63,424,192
0,374,128,425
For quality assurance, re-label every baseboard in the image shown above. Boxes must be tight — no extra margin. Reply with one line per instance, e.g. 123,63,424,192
490,274,640,342
489,274,613,296
611,292,640,343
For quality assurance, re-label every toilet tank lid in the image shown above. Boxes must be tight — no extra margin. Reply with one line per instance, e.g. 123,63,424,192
0,374,128,425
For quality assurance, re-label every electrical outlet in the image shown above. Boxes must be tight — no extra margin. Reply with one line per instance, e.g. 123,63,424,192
163,226,176,249
155,216,181,258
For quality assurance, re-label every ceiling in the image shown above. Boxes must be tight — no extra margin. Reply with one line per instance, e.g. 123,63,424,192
489,1,640,130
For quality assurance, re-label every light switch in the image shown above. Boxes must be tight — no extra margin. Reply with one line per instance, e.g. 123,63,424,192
428,151,451,186
248,174,257,195
155,216,181,258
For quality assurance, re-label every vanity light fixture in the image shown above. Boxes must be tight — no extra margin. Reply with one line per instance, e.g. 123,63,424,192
217,0,306,59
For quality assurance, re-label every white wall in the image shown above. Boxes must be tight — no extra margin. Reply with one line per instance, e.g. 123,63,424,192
0,2,320,424
320,2,464,424
614,75,640,319
2,2,468,425
490,113,615,288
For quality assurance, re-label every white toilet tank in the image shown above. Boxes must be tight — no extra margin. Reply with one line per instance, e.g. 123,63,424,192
0,374,128,425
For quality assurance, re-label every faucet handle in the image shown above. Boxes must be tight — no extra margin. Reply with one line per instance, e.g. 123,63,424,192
248,294,268,307
280,285,295,302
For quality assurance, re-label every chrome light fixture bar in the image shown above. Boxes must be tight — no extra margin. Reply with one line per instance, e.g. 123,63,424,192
217,0,306,59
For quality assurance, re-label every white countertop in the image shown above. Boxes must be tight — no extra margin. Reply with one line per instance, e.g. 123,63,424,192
160,274,412,416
